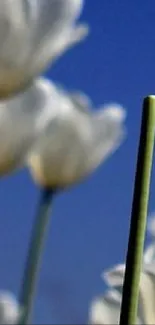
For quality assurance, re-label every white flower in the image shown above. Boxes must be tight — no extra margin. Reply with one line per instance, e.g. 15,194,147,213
27,79,126,188
0,291,21,324
89,218,155,325
0,77,126,181
0,0,88,98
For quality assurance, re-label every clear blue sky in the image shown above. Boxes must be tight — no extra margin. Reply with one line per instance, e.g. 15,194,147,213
1,1,155,324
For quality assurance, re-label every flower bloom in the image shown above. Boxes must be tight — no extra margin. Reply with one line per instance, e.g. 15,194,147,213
89,217,155,324
0,291,21,324
27,79,126,188
0,0,88,98
0,78,126,186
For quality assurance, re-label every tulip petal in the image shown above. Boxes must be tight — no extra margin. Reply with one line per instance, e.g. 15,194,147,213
138,272,155,324
89,290,121,324
0,291,21,324
144,244,155,266
70,90,92,112
103,264,125,287
0,0,33,66
101,262,155,324
86,104,126,173
0,78,53,175
31,0,88,74
31,24,89,76
33,0,84,45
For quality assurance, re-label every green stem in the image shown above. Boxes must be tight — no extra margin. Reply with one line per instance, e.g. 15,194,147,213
119,96,155,325
19,188,55,324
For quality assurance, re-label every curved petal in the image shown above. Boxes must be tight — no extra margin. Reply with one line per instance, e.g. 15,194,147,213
89,290,121,324
0,291,21,324
70,89,92,113
86,104,126,174
103,264,125,287
31,23,89,76
102,262,155,324
0,0,33,65
0,0,35,97
0,78,52,175
33,0,84,45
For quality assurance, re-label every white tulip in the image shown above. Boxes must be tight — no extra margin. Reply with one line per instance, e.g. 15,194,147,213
0,291,21,324
0,0,88,98
0,77,126,182
27,79,126,188
89,217,155,324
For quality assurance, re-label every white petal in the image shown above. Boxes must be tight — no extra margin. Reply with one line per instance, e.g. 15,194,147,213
103,264,125,287
0,0,35,97
138,272,155,324
0,291,21,324
70,89,92,113
33,0,84,45
31,24,89,76
147,216,155,237
89,288,143,325
0,78,51,175
144,243,155,266
86,104,126,173
89,290,121,324
0,0,32,65
102,262,155,324
31,0,88,74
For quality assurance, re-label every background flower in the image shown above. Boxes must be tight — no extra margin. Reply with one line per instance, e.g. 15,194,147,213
0,0,88,98
27,80,126,188
0,77,126,181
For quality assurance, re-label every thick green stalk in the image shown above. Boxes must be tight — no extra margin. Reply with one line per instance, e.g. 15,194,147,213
19,188,54,324
119,96,155,325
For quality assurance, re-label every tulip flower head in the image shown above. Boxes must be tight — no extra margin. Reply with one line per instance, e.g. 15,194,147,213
0,77,126,185
27,79,126,188
0,0,88,98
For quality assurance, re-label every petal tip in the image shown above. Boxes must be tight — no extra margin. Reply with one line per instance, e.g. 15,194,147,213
103,104,126,123
102,264,125,286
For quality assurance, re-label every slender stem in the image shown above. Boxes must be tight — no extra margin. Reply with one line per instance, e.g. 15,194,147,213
19,188,55,324
119,96,155,325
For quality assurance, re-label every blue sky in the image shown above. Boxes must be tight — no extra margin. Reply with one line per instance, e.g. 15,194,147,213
1,1,155,324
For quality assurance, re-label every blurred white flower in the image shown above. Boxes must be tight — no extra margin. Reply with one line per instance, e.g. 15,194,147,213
89,217,155,325
0,291,21,324
27,80,126,188
0,0,88,98
0,77,126,181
